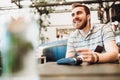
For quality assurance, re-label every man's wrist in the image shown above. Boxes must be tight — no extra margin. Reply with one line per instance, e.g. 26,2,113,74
94,53,99,63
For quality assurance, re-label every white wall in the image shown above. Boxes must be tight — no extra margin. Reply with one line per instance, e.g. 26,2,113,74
49,12,72,26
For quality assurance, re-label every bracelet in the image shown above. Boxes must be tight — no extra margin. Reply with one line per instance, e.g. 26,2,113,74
94,53,99,63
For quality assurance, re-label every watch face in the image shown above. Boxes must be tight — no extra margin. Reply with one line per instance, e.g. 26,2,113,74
76,58,83,65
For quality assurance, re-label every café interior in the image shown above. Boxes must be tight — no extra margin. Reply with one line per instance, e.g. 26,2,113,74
0,0,120,80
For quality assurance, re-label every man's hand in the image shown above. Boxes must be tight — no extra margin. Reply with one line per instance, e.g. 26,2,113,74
76,48,95,63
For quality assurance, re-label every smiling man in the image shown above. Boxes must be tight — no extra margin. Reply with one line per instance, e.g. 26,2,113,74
66,3,119,64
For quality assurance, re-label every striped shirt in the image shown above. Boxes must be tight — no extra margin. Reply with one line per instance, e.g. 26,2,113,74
66,23,115,54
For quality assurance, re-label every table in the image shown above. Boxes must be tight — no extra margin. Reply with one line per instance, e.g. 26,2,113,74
39,62,120,80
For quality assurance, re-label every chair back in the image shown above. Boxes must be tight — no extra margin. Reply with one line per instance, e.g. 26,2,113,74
40,39,67,62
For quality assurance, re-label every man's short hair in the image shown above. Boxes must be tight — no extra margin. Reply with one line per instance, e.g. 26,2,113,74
72,3,90,15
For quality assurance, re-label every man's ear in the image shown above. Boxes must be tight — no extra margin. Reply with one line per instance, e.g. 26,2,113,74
87,14,90,21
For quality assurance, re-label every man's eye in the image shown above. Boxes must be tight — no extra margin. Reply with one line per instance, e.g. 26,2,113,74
71,13,74,17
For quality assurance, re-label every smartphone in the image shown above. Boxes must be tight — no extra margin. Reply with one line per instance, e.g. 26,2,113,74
94,45,103,53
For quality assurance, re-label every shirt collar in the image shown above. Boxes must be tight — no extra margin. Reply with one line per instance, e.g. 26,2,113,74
90,24,94,33
86,24,94,35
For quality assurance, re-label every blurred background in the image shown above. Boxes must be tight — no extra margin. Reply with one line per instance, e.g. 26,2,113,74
0,0,120,45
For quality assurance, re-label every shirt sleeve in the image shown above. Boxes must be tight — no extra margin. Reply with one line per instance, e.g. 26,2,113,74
101,23,116,43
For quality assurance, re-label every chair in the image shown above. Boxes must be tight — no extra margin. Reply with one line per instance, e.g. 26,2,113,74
39,39,67,62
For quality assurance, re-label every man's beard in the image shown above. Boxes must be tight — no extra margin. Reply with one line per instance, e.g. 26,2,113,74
73,18,88,30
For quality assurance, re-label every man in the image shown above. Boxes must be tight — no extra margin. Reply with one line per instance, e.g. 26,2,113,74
66,3,119,64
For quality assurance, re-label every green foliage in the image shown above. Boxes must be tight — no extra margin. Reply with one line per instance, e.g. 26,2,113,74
8,33,33,73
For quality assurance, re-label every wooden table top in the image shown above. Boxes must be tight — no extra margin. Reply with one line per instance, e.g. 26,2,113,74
39,62,120,80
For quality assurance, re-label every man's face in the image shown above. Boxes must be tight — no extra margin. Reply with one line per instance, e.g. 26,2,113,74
72,7,89,29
